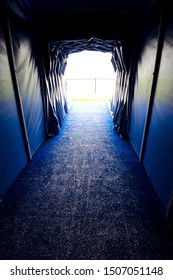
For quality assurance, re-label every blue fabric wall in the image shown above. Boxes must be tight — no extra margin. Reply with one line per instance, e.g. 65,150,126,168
129,9,173,212
0,14,27,198
129,32,158,155
0,11,46,199
143,14,173,210
10,16,46,154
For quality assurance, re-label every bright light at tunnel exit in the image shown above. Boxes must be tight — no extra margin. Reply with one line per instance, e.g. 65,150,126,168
64,50,116,101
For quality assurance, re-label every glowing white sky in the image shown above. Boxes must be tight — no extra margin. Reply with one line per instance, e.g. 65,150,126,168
64,50,115,79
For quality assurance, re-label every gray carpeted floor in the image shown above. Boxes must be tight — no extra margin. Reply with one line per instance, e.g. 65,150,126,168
0,101,173,259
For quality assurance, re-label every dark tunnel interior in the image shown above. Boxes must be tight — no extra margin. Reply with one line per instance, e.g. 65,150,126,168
0,0,173,260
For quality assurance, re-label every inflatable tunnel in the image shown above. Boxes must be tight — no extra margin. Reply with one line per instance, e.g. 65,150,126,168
0,0,173,223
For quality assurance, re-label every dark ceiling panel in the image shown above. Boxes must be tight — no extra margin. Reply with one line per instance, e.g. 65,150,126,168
6,0,162,72
7,0,160,23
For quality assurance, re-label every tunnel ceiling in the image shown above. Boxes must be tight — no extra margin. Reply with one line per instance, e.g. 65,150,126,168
7,0,162,41
6,0,162,69
7,0,160,22
7,0,162,37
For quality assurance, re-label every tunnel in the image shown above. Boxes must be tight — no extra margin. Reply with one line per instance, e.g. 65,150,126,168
0,0,173,259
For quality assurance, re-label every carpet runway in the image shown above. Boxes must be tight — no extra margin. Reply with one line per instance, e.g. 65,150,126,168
0,101,173,259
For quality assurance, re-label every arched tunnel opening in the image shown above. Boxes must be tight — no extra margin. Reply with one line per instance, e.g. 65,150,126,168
0,0,173,260
44,35,130,137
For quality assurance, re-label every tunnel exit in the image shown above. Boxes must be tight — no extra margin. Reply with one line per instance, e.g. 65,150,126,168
64,50,116,101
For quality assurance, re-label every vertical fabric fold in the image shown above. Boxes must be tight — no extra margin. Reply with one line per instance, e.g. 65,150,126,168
110,46,130,138
42,47,68,135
